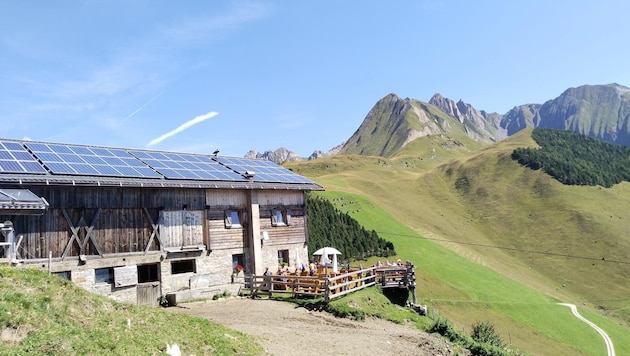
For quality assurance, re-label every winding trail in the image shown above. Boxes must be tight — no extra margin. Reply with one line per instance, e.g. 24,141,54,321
557,303,615,356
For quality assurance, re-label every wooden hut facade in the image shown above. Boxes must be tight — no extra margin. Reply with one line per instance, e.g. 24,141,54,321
0,138,322,305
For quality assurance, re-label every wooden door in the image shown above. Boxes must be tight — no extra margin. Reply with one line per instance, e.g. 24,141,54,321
137,282,160,306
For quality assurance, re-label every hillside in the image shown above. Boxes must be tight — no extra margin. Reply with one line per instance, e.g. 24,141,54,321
284,129,630,355
0,266,264,355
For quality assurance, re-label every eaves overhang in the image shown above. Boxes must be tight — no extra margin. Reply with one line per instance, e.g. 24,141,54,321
0,174,324,191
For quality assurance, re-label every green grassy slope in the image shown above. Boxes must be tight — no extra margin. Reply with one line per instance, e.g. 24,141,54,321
0,267,264,355
286,129,630,355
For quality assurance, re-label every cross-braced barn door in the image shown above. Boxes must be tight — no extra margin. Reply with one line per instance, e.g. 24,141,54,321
61,208,103,260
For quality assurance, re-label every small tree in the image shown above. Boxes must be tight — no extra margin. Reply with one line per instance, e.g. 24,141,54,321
471,320,504,348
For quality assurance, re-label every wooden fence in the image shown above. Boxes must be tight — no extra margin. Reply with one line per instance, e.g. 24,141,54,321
244,264,414,302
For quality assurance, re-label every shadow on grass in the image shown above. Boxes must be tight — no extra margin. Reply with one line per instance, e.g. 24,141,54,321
382,288,410,306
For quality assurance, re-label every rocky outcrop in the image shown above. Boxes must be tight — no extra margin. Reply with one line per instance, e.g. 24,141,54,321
244,147,303,164
498,83,630,146
500,104,541,136
429,94,506,142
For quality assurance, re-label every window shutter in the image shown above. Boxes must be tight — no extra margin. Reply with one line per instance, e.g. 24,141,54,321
225,211,232,228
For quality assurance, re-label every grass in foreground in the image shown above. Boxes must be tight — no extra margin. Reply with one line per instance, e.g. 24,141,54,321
0,266,265,355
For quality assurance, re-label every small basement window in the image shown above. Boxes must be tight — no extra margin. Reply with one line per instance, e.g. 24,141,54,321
271,208,291,227
225,209,242,229
54,271,71,280
232,254,244,273
171,259,196,274
277,249,289,266
95,267,114,284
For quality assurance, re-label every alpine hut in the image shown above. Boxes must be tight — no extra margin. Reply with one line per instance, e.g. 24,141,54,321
0,138,323,305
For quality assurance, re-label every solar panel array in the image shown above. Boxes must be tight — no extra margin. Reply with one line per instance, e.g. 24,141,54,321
0,141,48,174
214,157,315,184
24,142,162,178
129,150,244,181
0,139,316,185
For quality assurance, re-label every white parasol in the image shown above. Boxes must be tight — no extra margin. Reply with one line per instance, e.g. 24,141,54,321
312,247,341,273
295,248,304,271
312,247,342,256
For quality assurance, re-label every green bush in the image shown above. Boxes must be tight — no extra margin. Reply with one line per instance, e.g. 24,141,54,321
471,320,504,348
212,290,231,300
429,316,516,356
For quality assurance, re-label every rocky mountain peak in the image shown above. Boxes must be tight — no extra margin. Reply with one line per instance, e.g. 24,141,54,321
429,93,462,122
429,93,505,142
244,147,304,164
245,83,630,161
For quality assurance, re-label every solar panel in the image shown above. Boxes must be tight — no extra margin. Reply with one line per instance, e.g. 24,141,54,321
0,141,47,174
214,157,315,184
24,142,162,178
129,150,245,181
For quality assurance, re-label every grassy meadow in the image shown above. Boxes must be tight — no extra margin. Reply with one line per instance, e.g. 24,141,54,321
286,129,630,355
0,266,264,355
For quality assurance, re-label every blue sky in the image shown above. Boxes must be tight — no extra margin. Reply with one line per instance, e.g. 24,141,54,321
1,1,629,158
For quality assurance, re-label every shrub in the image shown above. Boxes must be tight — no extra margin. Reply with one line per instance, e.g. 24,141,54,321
212,290,231,300
471,320,504,348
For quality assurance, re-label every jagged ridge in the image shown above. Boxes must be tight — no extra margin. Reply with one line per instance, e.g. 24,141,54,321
247,83,630,161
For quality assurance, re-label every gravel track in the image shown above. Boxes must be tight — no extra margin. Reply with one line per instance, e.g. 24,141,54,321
169,297,462,356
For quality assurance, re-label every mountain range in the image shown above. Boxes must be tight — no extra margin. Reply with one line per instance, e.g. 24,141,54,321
248,83,630,162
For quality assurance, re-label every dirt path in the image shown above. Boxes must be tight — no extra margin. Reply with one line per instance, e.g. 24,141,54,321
169,297,462,356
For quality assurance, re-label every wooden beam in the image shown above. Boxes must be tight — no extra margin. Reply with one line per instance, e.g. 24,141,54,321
80,208,103,257
143,207,162,255
13,234,23,260
61,208,104,260
60,208,79,261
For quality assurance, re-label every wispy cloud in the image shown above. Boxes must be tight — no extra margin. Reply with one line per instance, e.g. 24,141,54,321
2,3,266,145
147,111,218,147
159,3,268,44
37,62,143,100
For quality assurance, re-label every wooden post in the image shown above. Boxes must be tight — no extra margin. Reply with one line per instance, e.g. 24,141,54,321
48,251,52,274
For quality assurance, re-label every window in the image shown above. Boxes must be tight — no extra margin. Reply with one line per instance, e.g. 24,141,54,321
271,208,291,227
95,267,114,284
171,259,196,274
54,271,71,280
225,209,242,229
277,249,289,266
138,263,159,283
232,254,244,273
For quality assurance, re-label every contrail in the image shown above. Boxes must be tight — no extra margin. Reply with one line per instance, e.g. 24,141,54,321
123,92,162,122
147,111,218,147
